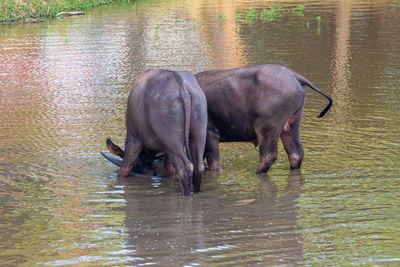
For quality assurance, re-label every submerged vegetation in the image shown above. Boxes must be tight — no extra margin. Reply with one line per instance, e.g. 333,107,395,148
244,7,255,25
151,5,322,38
232,5,313,26
292,5,305,16
218,12,226,22
260,6,283,22
232,5,321,34
1,0,323,38
0,0,129,22
237,5,314,24
316,15,322,35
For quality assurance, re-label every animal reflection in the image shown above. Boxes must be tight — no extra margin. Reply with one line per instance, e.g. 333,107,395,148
115,170,304,265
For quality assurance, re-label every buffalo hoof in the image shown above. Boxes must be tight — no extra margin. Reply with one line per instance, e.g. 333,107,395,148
256,167,270,174
118,169,130,178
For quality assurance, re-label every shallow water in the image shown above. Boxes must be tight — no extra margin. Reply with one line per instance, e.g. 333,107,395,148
1,0,400,265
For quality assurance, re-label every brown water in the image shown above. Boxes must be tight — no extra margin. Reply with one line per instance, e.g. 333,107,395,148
1,0,400,265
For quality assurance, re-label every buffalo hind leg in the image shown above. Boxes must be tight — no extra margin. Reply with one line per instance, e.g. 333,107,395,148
119,135,143,177
169,152,194,196
257,139,279,174
280,109,304,169
190,136,206,193
256,128,280,174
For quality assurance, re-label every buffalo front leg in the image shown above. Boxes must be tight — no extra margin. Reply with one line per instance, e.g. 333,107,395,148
280,109,304,169
118,135,143,177
204,129,220,171
164,156,175,177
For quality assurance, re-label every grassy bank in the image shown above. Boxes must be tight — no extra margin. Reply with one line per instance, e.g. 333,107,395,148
0,0,130,22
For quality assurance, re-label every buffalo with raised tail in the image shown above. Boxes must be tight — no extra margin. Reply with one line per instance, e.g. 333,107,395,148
103,69,207,196
102,63,332,185
194,63,332,173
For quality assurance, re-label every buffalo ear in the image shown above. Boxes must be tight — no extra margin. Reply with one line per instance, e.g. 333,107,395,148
106,138,124,158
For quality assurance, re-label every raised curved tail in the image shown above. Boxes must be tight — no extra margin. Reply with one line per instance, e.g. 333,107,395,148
274,62,332,118
293,72,332,118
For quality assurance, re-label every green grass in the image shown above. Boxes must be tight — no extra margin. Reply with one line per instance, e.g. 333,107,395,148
0,0,129,22
244,7,255,25
260,6,283,21
218,12,226,22
244,7,255,19
235,12,241,20
292,5,305,16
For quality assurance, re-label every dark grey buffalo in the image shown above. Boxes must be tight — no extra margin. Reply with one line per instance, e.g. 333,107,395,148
102,63,331,182
106,69,207,196
194,63,332,173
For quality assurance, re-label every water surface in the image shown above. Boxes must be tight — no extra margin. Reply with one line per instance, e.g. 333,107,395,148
1,0,400,265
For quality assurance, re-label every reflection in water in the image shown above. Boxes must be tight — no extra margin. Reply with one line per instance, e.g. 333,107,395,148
128,0,248,72
121,170,304,265
1,0,400,265
186,0,248,69
331,0,352,126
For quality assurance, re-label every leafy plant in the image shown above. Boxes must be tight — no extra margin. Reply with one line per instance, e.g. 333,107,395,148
244,8,255,18
218,12,226,22
316,16,322,35
292,5,305,16
154,24,160,38
260,6,282,21
244,8,255,25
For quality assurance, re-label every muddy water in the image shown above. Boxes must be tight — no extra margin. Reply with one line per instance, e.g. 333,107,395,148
1,0,400,265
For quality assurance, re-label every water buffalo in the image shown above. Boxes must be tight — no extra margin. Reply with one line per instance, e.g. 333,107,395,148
102,63,331,179
107,69,207,196
194,63,332,173
101,138,157,176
